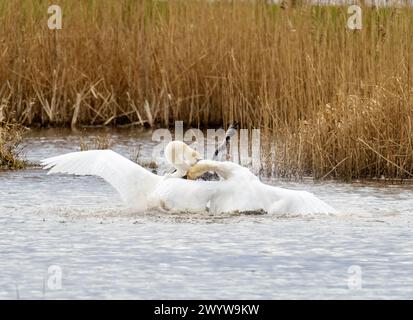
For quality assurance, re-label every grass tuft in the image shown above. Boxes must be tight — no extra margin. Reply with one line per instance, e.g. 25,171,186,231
0,123,27,169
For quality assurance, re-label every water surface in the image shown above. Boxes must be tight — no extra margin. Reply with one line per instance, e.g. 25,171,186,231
1,128,412,299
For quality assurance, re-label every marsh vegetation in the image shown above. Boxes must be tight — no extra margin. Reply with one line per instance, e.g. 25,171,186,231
0,0,412,179
0,123,27,169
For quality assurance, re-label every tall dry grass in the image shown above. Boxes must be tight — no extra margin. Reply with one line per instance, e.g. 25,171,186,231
0,0,413,179
0,123,27,169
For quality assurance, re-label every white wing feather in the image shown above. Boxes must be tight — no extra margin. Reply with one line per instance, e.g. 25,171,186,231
41,150,161,207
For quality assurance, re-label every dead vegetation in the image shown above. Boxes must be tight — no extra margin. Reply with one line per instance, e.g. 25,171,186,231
0,1,412,179
0,123,27,169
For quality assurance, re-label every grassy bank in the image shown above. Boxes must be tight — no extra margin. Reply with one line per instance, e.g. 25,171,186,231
0,1,412,179
0,123,27,169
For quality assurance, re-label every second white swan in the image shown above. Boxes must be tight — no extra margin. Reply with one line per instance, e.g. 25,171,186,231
41,144,336,215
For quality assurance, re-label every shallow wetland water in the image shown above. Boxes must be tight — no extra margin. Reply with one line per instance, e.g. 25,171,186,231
1,129,413,299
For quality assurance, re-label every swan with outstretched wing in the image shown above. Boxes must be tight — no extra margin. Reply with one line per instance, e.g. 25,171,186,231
41,147,336,215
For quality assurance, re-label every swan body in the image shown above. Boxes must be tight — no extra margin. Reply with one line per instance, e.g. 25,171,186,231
41,150,336,215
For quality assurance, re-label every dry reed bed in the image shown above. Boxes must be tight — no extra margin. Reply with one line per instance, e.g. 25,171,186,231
0,123,27,169
0,1,412,179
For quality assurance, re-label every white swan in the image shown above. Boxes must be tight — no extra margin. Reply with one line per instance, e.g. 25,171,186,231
41,149,336,215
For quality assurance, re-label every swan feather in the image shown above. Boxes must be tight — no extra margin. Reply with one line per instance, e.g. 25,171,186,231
41,150,161,209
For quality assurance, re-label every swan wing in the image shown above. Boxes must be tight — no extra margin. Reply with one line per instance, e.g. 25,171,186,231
187,160,336,214
264,186,337,215
41,150,161,206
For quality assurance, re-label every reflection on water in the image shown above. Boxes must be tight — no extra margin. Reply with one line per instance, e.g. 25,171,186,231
1,128,413,299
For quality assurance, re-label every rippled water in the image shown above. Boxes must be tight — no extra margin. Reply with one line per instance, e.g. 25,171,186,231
1,128,413,299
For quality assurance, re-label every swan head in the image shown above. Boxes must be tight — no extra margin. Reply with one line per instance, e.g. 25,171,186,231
164,141,202,166
188,149,202,165
163,141,203,179
182,143,202,166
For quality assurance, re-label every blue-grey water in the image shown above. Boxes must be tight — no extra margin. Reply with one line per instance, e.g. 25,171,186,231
1,128,413,299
